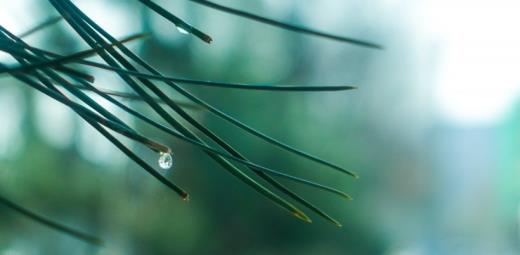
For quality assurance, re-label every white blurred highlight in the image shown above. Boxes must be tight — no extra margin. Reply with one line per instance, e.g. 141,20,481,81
425,0,520,126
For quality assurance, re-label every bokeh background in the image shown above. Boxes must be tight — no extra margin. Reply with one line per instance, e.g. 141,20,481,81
1,0,520,254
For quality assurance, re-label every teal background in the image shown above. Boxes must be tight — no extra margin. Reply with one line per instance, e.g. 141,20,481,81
0,1,519,254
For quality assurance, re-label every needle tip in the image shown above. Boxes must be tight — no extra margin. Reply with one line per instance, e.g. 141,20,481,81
293,211,312,223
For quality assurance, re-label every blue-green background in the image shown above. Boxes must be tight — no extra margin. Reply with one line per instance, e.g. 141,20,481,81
0,1,519,254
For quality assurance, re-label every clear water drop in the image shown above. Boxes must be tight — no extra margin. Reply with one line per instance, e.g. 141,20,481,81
176,26,189,35
158,152,173,170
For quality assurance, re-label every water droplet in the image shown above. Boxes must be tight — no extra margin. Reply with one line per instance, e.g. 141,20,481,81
158,152,173,170
176,26,189,35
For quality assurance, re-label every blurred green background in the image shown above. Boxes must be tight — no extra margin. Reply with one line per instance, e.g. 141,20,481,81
1,0,520,254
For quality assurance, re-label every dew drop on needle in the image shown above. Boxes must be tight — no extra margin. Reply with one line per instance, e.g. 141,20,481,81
158,152,173,170
176,26,189,35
